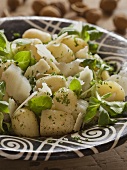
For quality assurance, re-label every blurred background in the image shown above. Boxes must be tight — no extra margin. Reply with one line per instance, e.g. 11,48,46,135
0,0,127,38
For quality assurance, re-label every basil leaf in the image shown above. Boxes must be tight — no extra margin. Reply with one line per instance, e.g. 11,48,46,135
28,95,52,116
69,79,82,96
0,81,6,101
14,51,31,71
0,101,9,113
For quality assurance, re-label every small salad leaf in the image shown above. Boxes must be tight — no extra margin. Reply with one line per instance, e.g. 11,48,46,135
0,31,10,56
0,32,6,49
87,30,103,41
13,32,21,38
101,93,112,100
0,112,11,134
28,95,52,116
101,100,126,117
69,78,82,96
30,55,36,66
12,38,32,46
0,101,9,113
14,51,31,71
81,59,100,71
88,42,99,54
84,89,127,126
0,112,4,132
58,27,79,36
0,81,6,101
84,97,101,123
98,107,117,126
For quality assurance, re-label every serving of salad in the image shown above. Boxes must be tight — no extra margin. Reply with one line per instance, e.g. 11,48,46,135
0,22,127,138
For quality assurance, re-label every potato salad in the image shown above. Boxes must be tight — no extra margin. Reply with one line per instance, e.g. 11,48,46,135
0,23,127,137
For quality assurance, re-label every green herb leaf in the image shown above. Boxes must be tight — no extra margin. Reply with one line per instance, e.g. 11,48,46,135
98,107,117,126
0,112,4,132
30,56,36,66
28,95,52,116
13,38,32,46
0,31,10,56
0,112,11,134
13,32,21,38
0,101,9,113
84,97,101,123
14,51,31,71
87,30,103,41
101,100,126,117
81,59,100,70
0,81,6,101
69,78,82,96
88,42,99,54
58,27,79,36
101,93,112,100
0,32,6,49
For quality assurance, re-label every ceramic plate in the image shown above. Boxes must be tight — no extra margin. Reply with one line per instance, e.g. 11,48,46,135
0,16,127,161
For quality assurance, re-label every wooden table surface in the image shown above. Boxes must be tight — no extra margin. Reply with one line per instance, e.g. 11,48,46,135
1,0,127,170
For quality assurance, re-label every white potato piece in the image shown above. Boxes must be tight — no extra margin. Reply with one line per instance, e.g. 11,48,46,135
36,75,67,93
72,99,88,120
62,35,87,53
108,74,127,96
24,59,50,78
47,43,75,63
11,108,39,137
79,66,93,91
2,64,31,103
53,87,77,113
97,80,125,101
22,28,51,43
40,110,74,136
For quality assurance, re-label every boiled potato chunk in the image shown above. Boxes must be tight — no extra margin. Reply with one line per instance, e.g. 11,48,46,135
47,43,75,63
97,81,125,101
22,28,51,43
36,75,67,93
11,108,39,137
62,35,87,53
53,87,77,113
40,110,74,136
